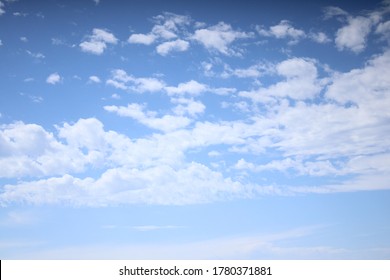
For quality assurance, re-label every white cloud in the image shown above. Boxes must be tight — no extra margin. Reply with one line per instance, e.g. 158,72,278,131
46,73,61,85
375,20,390,41
104,103,191,132
0,39,2,46
240,57,322,101
106,69,165,93
128,13,191,47
165,80,207,96
309,32,331,43
0,1,5,16
20,36,28,42
80,28,118,55
93,0,99,5
0,161,270,206
128,33,156,45
192,22,252,55
323,6,349,19
156,39,189,56
88,75,101,83
257,20,306,44
171,98,205,116
26,50,45,59
335,16,372,53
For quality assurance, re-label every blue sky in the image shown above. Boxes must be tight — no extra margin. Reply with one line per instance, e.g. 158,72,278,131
1,0,390,259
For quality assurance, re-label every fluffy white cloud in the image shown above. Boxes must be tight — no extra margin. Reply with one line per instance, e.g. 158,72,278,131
0,162,267,206
240,57,322,101
192,22,252,55
88,75,101,83
46,73,61,85
106,69,165,93
165,80,207,95
128,33,156,45
104,103,191,132
335,16,372,53
128,13,191,47
80,28,118,55
309,32,331,43
156,39,189,56
257,20,305,44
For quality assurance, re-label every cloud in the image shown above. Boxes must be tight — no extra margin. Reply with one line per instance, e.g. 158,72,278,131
239,57,322,101
0,1,5,16
80,28,118,55
323,6,349,19
20,36,28,42
165,80,207,96
309,32,331,43
156,39,189,56
128,12,191,47
335,16,373,53
128,33,156,45
106,69,165,93
93,0,99,5
192,22,252,55
88,75,101,83
46,73,61,85
0,39,2,46
257,20,305,44
26,50,45,59
0,162,269,206
104,103,192,132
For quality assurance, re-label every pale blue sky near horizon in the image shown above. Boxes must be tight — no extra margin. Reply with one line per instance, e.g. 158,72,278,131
1,0,390,259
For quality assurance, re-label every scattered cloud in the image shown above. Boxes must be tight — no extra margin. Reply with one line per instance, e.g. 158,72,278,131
106,69,166,93
156,39,189,56
20,36,28,42
309,32,331,43
335,16,373,53
104,103,192,132
128,33,156,45
80,28,118,55
46,73,61,85
192,22,252,55
165,80,207,96
0,1,5,16
128,12,191,48
26,50,45,59
323,6,349,19
88,75,101,83
257,20,306,44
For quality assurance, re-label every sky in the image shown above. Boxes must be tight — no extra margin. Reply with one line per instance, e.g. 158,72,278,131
0,0,390,259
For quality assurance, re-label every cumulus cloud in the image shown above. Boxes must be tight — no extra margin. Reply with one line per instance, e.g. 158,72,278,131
88,75,101,83
106,69,165,93
156,39,189,56
104,103,192,132
165,80,207,96
192,22,252,55
80,28,118,55
46,73,61,85
128,33,156,45
128,12,191,47
240,57,322,101
257,20,305,44
335,16,373,53
309,32,331,43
